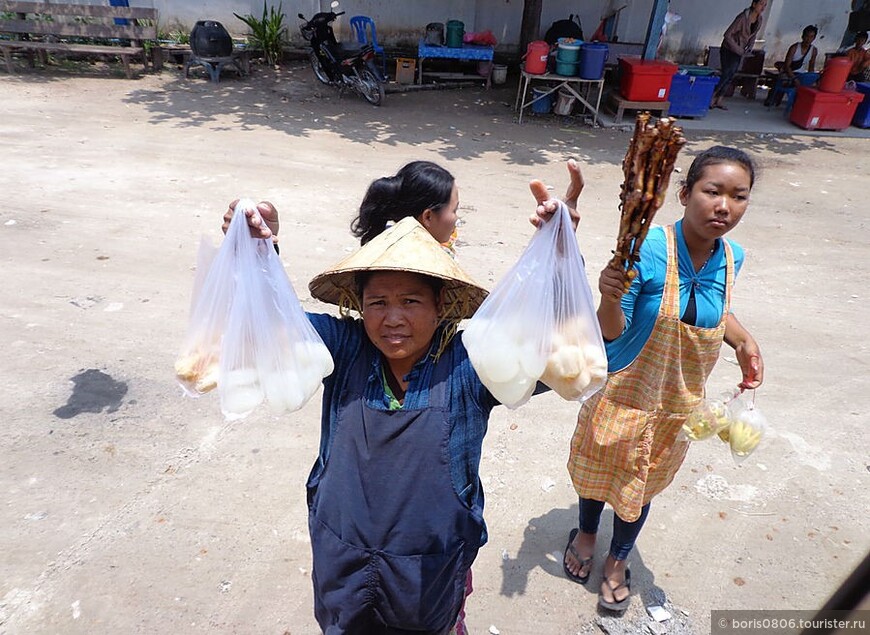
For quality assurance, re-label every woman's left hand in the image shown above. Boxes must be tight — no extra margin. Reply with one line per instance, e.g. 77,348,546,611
724,313,764,390
528,158,584,231
736,340,764,390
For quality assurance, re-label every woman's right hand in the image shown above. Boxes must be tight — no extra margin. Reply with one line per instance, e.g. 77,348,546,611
222,199,280,240
599,265,634,302
528,158,584,231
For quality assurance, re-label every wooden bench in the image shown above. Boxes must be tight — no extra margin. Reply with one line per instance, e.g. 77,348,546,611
607,91,669,124
705,46,765,100
0,1,157,79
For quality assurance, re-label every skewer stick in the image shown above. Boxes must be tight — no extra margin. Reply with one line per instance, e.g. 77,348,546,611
609,113,686,274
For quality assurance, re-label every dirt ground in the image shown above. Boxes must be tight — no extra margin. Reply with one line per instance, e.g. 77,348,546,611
1,60,868,635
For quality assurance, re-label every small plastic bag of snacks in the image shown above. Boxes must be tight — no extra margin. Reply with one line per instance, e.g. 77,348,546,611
714,388,741,443
682,397,732,441
724,391,768,463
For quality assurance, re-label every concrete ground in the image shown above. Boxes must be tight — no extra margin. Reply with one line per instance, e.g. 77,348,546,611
1,60,868,635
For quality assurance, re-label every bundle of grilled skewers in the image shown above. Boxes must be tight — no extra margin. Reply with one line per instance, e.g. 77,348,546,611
608,112,687,275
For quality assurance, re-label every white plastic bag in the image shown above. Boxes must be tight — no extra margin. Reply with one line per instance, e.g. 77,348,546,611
539,205,607,402
175,199,333,420
463,200,606,408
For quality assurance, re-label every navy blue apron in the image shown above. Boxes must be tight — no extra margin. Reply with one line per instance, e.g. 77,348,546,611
306,343,483,634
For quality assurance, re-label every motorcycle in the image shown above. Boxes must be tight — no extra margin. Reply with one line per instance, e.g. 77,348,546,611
298,3,385,106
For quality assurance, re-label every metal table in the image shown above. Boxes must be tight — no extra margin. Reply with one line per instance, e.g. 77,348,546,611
515,70,605,125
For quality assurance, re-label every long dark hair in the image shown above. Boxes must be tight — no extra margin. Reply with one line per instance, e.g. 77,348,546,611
683,145,756,192
351,161,455,245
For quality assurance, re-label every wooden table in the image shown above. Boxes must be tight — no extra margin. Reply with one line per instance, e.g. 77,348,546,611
608,92,670,124
514,70,605,125
416,40,494,87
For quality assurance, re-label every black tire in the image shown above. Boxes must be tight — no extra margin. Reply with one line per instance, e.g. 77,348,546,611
309,51,331,85
357,67,385,106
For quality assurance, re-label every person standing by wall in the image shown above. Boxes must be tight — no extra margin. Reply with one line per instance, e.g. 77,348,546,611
710,0,768,110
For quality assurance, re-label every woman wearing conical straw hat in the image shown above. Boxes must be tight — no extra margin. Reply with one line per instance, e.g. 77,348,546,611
223,179,579,634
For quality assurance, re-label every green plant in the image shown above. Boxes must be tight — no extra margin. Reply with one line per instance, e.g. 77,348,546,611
169,28,190,45
234,1,286,66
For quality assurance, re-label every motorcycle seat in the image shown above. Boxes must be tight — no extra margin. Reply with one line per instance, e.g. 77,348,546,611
326,42,364,59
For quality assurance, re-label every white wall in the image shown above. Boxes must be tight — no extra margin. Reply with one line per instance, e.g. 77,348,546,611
147,0,855,62
658,0,853,64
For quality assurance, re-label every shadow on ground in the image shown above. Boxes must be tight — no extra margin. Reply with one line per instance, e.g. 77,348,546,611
3,59,848,167
502,505,699,632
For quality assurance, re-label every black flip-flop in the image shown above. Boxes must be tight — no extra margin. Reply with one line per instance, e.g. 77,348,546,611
562,528,592,585
599,568,631,611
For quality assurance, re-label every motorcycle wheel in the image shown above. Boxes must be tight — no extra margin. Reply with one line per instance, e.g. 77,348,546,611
309,51,331,85
357,67,385,106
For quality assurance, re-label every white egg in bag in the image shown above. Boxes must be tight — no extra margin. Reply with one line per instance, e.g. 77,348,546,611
178,198,334,421
463,200,604,408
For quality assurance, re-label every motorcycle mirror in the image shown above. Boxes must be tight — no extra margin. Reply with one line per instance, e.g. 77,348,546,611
330,1,340,8
298,13,304,19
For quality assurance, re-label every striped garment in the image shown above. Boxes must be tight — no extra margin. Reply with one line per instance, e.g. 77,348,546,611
449,570,473,635
568,225,735,521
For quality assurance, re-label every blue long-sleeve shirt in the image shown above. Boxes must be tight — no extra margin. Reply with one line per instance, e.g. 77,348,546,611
606,220,744,372
307,313,499,545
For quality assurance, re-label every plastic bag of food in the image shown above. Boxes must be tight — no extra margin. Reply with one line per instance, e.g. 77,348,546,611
723,391,768,463
539,207,607,402
174,237,231,397
463,200,604,407
682,397,732,441
175,199,333,420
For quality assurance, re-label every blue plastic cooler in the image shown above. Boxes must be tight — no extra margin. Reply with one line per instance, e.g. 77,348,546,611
667,73,720,118
852,82,870,128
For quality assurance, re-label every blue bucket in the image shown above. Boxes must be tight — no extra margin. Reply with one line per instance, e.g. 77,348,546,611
555,60,579,76
578,43,608,80
556,38,582,63
531,87,552,114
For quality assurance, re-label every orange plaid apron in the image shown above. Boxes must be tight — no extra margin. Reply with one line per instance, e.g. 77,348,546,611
568,225,734,521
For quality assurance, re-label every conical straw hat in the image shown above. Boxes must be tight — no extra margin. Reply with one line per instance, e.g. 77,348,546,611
309,217,487,320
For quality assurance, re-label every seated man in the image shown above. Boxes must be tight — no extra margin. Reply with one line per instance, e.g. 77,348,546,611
845,30,870,81
764,25,818,107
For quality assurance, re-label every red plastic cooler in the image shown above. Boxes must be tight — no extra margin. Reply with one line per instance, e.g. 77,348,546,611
619,57,679,101
789,86,865,131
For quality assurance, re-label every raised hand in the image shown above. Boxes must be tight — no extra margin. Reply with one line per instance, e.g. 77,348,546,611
222,199,280,240
528,158,584,230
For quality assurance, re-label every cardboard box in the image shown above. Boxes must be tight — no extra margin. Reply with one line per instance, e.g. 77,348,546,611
395,58,416,84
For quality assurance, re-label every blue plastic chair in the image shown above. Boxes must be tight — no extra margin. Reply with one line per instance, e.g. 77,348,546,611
109,0,129,26
349,16,386,76
775,72,820,117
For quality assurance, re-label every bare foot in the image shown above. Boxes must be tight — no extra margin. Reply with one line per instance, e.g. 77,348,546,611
564,530,595,579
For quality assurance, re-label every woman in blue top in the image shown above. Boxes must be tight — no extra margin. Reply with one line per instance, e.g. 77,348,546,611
226,176,580,634
562,146,764,612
